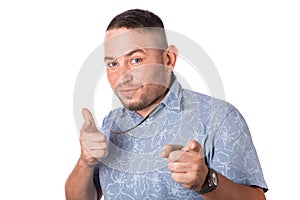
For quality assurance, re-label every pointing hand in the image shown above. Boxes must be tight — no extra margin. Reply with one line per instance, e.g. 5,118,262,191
162,140,208,190
79,108,108,167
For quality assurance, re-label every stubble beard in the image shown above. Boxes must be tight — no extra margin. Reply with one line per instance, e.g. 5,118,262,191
116,84,167,111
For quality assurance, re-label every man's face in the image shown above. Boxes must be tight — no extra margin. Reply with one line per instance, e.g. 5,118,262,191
104,28,170,111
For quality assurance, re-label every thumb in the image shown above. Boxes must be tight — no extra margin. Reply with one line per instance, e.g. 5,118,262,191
185,140,201,152
82,108,97,130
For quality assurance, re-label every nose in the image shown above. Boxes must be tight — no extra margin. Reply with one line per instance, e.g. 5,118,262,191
117,60,133,84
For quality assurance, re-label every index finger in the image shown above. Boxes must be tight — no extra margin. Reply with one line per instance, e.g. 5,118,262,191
82,108,95,124
161,144,184,158
82,108,98,131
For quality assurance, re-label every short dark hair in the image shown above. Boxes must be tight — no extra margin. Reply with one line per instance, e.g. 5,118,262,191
106,9,168,49
106,9,165,31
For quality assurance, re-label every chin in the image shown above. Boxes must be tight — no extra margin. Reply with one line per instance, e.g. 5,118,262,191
121,99,146,111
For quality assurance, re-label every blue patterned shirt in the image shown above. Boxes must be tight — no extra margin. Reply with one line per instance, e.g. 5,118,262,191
95,79,267,199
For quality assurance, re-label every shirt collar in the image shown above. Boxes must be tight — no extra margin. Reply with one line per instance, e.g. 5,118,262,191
161,79,182,111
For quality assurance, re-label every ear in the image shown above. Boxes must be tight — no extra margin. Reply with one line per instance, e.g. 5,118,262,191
163,45,178,73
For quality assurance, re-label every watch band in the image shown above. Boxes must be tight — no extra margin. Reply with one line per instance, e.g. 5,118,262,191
195,168,218,195
197,182,217,195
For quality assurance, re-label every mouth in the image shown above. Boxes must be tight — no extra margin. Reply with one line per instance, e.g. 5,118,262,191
118,87,140,98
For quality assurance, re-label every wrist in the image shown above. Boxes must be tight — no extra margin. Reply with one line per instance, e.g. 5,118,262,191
194,167,219,195
193,165,209,191
200,166,210,190
78,156,97,169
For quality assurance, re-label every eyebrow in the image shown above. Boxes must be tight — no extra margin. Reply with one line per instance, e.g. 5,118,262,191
104,48,147,61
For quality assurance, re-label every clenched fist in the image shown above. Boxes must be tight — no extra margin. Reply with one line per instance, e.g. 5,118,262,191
79,108,108,167
162,140,209,191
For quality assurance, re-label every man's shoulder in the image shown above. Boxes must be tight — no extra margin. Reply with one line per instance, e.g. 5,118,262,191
181,88,234,111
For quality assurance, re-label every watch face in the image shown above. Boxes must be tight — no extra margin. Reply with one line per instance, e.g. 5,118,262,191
198,169,218,194
212,172,218,186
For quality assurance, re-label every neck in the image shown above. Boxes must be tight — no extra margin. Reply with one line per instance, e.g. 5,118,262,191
136,90,167,118
137,73,175,118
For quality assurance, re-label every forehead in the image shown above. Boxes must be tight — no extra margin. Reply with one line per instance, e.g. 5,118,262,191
104,28,166,58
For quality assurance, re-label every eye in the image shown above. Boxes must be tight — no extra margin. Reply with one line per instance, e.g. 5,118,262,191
131,58,142,64
107,61,117,68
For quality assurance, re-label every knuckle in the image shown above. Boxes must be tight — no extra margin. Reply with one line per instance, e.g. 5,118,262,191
171,173,177,180
90,151,98,158
191,163,201,172
168,162,173,171
103,150,108,157
168,152,174,161
164,144,171,152
169,150,184,161
190,174,199,183
102,142,108,149
99,133,106,141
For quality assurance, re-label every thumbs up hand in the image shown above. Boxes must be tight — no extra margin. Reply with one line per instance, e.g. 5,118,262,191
79,108,108,167
162,140,209,190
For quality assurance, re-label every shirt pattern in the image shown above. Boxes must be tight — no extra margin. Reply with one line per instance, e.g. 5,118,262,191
95,80,267,199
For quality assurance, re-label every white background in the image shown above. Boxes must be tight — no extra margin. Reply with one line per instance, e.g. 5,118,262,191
0,0,299,199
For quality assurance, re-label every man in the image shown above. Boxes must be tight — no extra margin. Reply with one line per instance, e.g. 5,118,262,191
65,9,267,200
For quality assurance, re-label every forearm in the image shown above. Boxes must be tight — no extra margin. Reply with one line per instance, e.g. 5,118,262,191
65,158,100,200
201,173,265,200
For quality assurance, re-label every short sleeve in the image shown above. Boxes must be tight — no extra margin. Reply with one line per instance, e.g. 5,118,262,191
209,107,268,191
